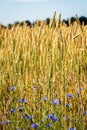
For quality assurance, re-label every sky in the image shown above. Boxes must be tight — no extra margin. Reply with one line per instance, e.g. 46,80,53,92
0,0,87,25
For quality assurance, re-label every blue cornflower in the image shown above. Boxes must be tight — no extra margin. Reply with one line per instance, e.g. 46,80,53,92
19,98,27,103
8,86,16,91
51,98,61,105
8,109,16,113
69,127,76,130
23,114,33,120
46,123,52,128
84,111,87,114
31,123,38,128
0,121,7,125
46,114,58,122
66,94,73,98
0,120,11,125
79,87,84,90
41,97,48,101
66,103,70,107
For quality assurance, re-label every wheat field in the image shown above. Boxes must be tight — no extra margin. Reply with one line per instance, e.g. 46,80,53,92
0,14,87,130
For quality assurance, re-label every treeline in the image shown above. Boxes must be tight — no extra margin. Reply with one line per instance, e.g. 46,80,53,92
0,15,87,29
63,16,87,25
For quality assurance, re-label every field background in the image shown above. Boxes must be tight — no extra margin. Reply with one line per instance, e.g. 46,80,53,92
0,14,87,130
